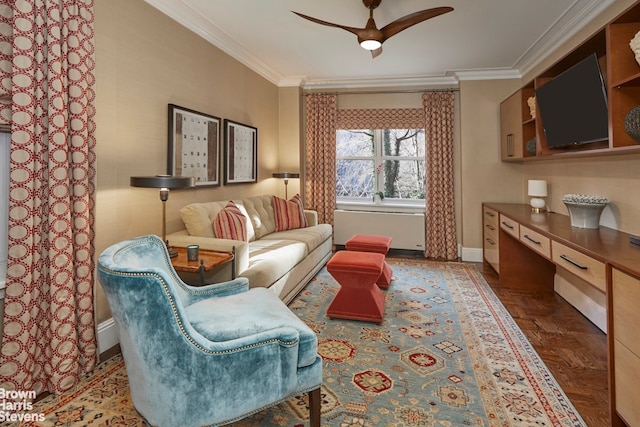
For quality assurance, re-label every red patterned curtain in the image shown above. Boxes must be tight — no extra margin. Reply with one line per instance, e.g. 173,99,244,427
337,108,424,129
423,91,457,260
304,94,337,225
0,0,98,395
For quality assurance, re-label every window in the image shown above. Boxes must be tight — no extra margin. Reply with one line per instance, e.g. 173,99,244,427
336,128,425,204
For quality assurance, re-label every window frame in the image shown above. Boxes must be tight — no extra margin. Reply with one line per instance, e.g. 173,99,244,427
336,128,426,209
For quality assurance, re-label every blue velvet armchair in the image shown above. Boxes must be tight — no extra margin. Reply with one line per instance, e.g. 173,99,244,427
97,235,322,427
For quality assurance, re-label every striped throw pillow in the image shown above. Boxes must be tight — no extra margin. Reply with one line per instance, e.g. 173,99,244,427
273,194,309,232
212,201,248,241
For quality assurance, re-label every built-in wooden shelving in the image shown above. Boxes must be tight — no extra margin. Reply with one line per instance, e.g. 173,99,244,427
501,4,640,162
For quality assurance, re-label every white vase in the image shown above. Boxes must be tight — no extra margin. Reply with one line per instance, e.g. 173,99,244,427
564,202,607,229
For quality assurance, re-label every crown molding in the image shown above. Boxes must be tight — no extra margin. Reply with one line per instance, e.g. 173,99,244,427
514,0,615,78
453,69,522,81
301,75,459,90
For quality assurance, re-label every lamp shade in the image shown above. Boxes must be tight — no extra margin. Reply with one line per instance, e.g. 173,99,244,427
272,172,299,179
527,180,548,197
130,175,194,189
360,39,382,50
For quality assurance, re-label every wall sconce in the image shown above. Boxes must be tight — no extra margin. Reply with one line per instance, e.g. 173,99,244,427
528,179,548,213
272,172,299,199
130,175,194,257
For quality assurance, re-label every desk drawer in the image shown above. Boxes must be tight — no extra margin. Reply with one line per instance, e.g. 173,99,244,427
551,241,605,292
483,227,499,273
519,225,551,259
499,214,519,239
483,207,499,273
483,206,498,227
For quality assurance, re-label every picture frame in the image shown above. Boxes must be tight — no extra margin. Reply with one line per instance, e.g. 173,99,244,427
168,104,221,187
224,119,258,184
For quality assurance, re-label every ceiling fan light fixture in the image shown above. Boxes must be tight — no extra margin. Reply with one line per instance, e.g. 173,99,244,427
360,39,382,50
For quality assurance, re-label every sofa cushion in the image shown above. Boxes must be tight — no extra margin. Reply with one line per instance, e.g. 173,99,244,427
241,195,276,239
184,287,318,368
240,239,307,288
273,194,308,232
180,200,256,241
262,224,332,254
212,201,248,241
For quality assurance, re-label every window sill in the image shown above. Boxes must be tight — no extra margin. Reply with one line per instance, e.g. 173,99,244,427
336,200,425,214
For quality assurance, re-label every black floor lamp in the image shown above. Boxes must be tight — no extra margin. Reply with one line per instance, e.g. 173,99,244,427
130,175,194,258
272,172,299,199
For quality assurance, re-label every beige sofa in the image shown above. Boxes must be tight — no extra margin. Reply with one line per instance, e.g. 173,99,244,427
167,195,333,303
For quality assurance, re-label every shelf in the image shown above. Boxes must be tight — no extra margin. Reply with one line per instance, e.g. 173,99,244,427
611,72,640,88
516,144,640,162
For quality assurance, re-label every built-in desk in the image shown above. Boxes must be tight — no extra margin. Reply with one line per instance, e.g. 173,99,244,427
482,203,640,427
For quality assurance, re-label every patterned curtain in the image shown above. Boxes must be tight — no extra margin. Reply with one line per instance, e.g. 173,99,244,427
0,4,11,129
337,108,424,129
304,94,337,225
423,91,457,260
0,0,98,395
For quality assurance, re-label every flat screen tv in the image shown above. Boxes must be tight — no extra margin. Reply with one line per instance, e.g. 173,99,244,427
535,53,608,149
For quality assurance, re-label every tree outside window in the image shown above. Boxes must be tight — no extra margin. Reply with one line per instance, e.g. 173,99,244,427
336,128,425,202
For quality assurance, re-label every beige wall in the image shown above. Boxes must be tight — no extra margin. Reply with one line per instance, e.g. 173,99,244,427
277,87,303,198
459,79,524,250
94,0,281,323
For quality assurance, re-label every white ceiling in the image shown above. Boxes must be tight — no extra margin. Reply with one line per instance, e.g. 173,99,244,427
144,0,614,88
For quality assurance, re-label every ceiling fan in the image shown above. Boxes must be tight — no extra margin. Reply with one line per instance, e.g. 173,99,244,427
292,0,453,58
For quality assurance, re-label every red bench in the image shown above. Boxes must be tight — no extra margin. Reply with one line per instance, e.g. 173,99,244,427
345,234,393,289
326,250,385,323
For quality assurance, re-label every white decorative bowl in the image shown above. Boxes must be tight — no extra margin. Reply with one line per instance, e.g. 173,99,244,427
563,202,607,229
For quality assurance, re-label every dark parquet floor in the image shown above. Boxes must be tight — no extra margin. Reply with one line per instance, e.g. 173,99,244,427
475,262,610,427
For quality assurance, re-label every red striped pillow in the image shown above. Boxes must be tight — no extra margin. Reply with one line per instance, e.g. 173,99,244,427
212,201,248,241
273,194,309,232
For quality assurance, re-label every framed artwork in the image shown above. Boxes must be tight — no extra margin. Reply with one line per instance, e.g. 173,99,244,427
168,104,221,187
224,119,258,184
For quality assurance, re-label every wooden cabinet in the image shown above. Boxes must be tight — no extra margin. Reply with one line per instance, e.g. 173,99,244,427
612,269,640,426
482,206,499,273
500,87,536,160
500,91,523,160
500,2,640,162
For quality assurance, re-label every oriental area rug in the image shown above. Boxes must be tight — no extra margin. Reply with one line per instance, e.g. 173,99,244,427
7,259,586,427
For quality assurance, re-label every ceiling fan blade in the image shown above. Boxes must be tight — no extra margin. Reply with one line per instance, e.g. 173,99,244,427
292,11,363,37
371,46,383,58
380,6,453,41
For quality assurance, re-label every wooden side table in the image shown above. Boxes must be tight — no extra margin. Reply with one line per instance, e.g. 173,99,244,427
171,246,235,286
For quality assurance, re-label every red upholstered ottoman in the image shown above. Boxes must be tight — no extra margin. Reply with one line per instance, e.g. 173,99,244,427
345,234,393,289
326,250,386,323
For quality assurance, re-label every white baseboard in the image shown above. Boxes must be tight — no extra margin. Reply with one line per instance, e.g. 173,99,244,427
461,247,483,263
97,318,119,355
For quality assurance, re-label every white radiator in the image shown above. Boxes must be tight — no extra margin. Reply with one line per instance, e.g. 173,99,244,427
333,209,425,251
